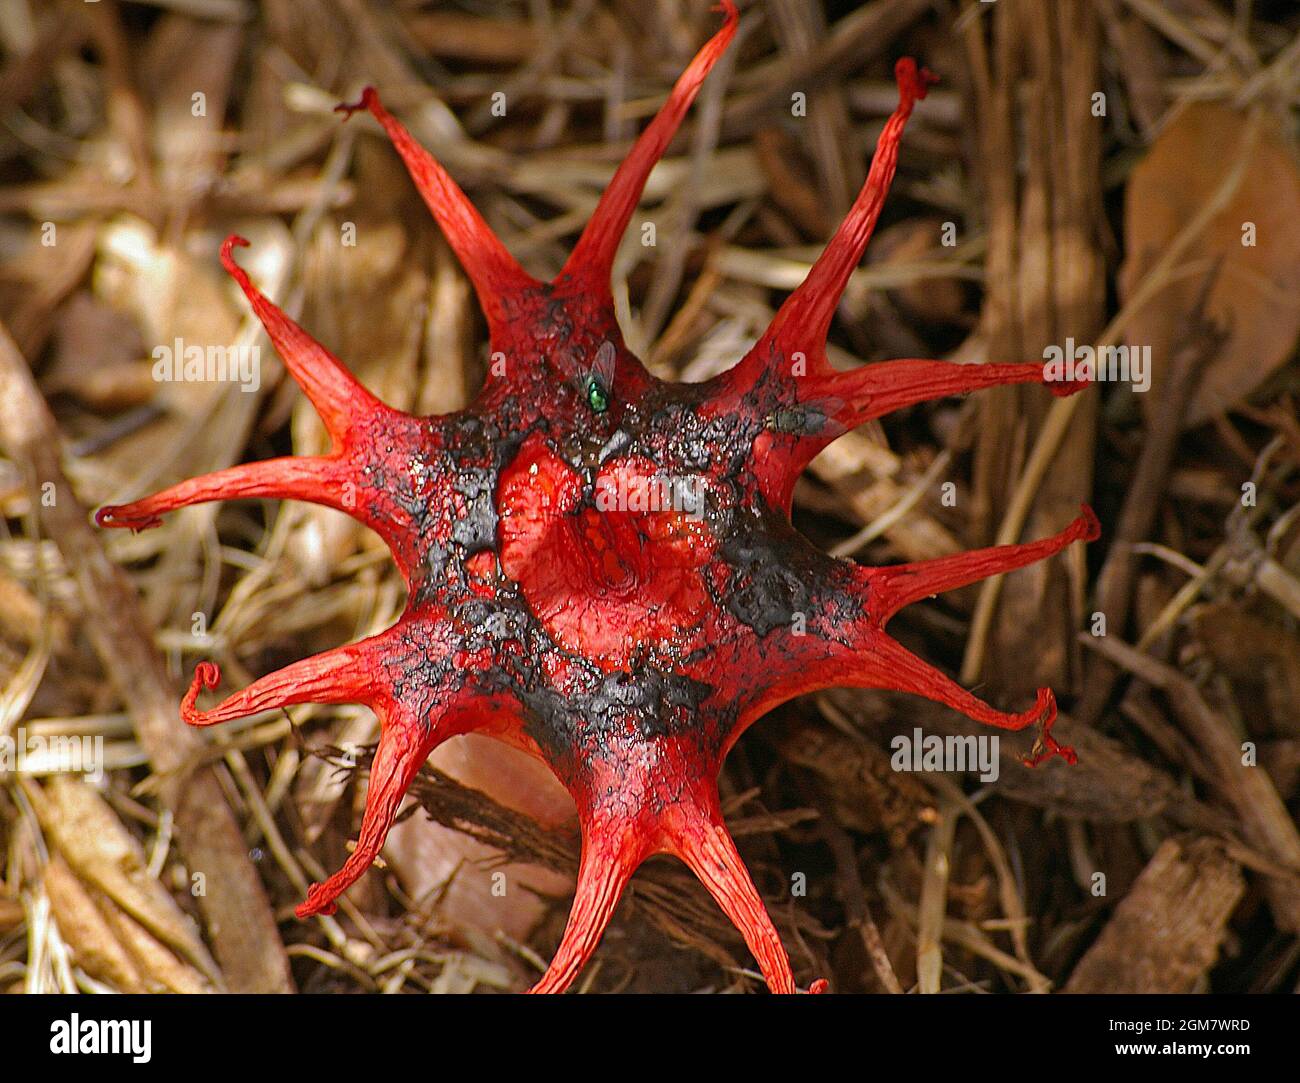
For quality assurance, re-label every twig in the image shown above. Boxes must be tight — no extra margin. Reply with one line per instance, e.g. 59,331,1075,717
916,798,956,994
814,800,903,993
1076,262,1224,723
962,109,1265,683
0,319,293,992
1083,632,1300,931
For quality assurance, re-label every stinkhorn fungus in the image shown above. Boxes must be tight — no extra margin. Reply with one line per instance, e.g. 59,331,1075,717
96,1,1098,994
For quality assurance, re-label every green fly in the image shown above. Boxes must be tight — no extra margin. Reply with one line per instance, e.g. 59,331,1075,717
579,340,617,414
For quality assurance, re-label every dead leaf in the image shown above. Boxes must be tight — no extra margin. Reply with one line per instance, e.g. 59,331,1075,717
31,776,219,989
1121,103,1300,427
43,856,145,991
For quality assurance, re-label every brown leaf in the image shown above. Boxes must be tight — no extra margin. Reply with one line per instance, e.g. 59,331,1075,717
43,857,144,992
32,777,219,988
1121,104,1300,426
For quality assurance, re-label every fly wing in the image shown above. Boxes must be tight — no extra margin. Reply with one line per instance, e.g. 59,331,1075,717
565,339,618,402
591,339,617,392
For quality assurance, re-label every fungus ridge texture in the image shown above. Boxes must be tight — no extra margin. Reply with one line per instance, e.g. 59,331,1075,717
97,2,1098,994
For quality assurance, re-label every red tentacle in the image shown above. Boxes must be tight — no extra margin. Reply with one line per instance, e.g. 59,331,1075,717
716,512,1100,767
865,505,1100,623
180,623,485,916
663,789,809,993
336,87,536,339
828,357,1086,427
95,456,345,532
748,359,1091,509
221,235,389,443
724,58,937,394
528,815,648,994
558,1,739,293
842,631,1075,766
296,717,441,917
179,637,380,728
